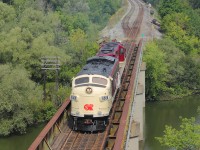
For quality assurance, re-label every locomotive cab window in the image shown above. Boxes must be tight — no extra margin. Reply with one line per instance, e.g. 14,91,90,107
75,77,89,85
92,77,107,85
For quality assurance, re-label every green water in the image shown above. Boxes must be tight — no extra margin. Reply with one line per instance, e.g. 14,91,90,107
143,95,200,150
0,124,45,150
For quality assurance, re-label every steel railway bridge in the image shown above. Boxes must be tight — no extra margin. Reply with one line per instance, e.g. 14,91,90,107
29,0,146,149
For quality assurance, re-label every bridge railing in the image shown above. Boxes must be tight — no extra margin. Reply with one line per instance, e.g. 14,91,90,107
125,39,143,149
114,39,143,149
28,99,70,150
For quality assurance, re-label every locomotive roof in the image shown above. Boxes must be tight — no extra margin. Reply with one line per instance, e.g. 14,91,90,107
99,42,121,54
77,56,118,78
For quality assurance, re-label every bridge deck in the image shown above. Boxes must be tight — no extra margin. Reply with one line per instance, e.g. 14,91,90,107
28,0,144,149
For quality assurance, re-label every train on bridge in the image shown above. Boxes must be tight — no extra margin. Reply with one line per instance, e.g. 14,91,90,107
29,0,145,148
69,41,127,131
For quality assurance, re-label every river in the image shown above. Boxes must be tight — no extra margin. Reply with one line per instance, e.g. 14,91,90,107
0,96,199,150
0,124,45,150
143,95,200,150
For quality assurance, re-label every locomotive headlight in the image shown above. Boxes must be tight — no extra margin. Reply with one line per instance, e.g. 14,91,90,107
70,95,77,101
100,96,109,101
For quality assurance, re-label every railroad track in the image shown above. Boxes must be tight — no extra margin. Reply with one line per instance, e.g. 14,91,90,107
121,0,135,36
29,0,144,150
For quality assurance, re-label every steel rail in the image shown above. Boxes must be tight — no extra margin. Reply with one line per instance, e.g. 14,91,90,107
28,99,70,150
99,41,136,150
100,0,144,149
28,0,144,149
112,0,144,149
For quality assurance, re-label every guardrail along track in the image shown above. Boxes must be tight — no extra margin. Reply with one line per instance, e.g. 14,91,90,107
29,0,144,149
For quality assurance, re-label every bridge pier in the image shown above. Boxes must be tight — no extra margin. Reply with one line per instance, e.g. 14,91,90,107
127,62,146,150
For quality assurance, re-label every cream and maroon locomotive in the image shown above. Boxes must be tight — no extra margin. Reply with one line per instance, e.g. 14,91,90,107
69,41,126,131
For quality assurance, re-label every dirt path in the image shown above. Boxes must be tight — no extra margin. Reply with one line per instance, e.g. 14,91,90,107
99,0,162,43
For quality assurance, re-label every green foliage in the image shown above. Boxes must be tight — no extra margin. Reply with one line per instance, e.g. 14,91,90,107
158,0,188,18
145,0,200,99
156,39,186,96
180,57,200,90
162,12,200,54
0,0,122,135
0,65,41,135
145,38,200,100
56,86,71,103
198,107,200,115
33,101,57,122
73,13,90,32
0,2,16,31
144,41,168,99
189,0,200,9
156,117,200,150
157,0,200,97
158,0,200,55
19,8,61,37
185,9,200,38
87,0,122,25
0,27,32,64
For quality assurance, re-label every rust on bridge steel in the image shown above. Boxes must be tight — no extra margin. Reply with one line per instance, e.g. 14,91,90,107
29,0,144,149
28,99,70,150
109,0,144,149
113,40,143,150
100,41,137,150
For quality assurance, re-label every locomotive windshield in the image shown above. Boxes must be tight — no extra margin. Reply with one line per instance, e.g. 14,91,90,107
92,77,107,85
75,77,89,84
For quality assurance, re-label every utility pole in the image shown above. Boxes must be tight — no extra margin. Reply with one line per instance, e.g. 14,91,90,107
41,56,60,101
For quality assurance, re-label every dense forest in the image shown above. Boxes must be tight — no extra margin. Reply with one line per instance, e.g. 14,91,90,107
144,0,200,100
0,0,122,136
143,0,200,149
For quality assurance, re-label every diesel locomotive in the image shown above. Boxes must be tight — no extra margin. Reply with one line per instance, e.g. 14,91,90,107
69,41,126,131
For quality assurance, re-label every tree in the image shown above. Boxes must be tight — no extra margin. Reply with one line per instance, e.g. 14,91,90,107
144,41,168,100
0,0,123,136
158,0,188,18
0,65,42,135
180,57,200,91
19,8,51,37
0,2,16,31
186,9,200,38
156,38,186,97
68,29,87,61
189,0,200,9
162,13,200,54
156,117,200,150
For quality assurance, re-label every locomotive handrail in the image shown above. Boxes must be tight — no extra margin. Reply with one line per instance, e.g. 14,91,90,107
28,99,70,150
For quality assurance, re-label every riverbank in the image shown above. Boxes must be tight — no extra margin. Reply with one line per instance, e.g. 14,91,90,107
143,95,200,150
0,124,45,150
146,93,200,101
